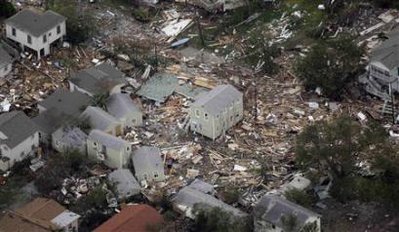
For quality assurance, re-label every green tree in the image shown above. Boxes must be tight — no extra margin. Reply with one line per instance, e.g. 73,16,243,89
0,1,16,18
284,188,313,208
294,35,364,99
46,0,96,44
91,93,109,110
192,205,252,232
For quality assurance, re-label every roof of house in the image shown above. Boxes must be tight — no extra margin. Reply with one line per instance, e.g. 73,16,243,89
33,108,71,135
5,9,66,37
108,169,141,199
192,84,242,115
136,73,179,103
38,89,91,116
0,111,38,148
106,93,141,119
0,198,79,232
70,63,127,95
88,129,129,150
188,179,215,195
171,186,247,218
0,47,12,66
94,204,163,232
132,146,163,174
81,106,120,131
253,195,320,229
371,30,399,70
52,127,87,147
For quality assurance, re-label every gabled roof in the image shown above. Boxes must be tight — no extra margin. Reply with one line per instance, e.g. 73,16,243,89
81,106,120,131
371,30,399,70
70,63,127,96
5,9,66,37
172,186,247,218
0,111,38,148
253,195,320,229
52,127,87,147
192,84,242,115
88,129,129,150
0,197,79,232
106,93,141,119
38,89,91,117
94,204,163,232
33,108,70,135
0,47,12,66
132,146,163,173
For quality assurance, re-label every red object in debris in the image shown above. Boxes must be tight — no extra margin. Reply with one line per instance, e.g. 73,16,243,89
94,204,164,232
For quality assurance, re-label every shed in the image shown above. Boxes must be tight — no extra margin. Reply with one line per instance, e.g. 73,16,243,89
81,106,122,135
108,169,141,200
51,127,87,154
132,146,165,183
106,93,143,128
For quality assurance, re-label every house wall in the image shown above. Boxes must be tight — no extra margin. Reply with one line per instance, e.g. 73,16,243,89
5,21,66,58
120,111,143,128
0,63,12,78
51,133,87,155
135,165,165,183
62,219,79,232
110,84,124,95
369,63,394,82
0,132,39,171
254,216,321,232
87,139,130,169
190,97,243,140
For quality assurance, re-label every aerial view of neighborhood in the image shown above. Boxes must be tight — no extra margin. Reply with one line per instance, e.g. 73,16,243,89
0,0,399,231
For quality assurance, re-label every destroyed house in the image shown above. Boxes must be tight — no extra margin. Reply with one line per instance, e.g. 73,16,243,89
176,0,244,12
81,106,123,136
253,195,321,232
0,197,80,232
69,63,127,97
33,108,71,145
106,93,143,128
5,9,66,59
0,111,39,171
94,204,163,232
171,185,247,220
87,130,131,169
0,46,12,78
51,127,88,155
132,146,165,183
190,84,243,140
107,169,141,200
363,30,399,99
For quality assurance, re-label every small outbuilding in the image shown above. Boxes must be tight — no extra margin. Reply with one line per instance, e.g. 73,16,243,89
108,169,141,201
132,146,165,183
106,93,143,128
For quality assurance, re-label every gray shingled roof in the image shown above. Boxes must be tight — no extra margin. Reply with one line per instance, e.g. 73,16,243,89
88,130,129,150
81,106,119,131
188,179,215,195
0,111,38,148
136,73,179,103
5,9,66,37
108,169,140,199
38,89,91,117
132,146,163,174
0,47,12,66
371,30,399,70
106,93,141,119
192,84,242,116
32,108,70,134
172,186,247,218
253,195,320,229
70,63,127,96
52,127,87,148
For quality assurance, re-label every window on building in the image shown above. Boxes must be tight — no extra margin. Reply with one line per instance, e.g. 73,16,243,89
195,109,200,117
204,113,209,120
4,66,7,72
49,32,52,37
12,28,16,36
27,35,32,44
154,172,159,178
126,147,130,151
230,115,233,121
43,35,47,43
57,25,61,34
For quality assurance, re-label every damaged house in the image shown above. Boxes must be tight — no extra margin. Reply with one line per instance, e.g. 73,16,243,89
253,195,321,232
106,93,143,128
69,63,127,97
0,197,80,232
0,111,39,171
87,129,132,169
190,84,243,140
4,9,66,59
175,0,245,12
51,127,88,155
132,146,165,183
361,30,399,100
81,106,123,136
107,169,141,201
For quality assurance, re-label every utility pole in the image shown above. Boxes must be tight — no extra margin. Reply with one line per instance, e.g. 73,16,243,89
195,10,205,47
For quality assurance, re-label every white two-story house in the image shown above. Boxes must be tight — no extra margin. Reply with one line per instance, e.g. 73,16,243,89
0,111,39,171
4,9,66,59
